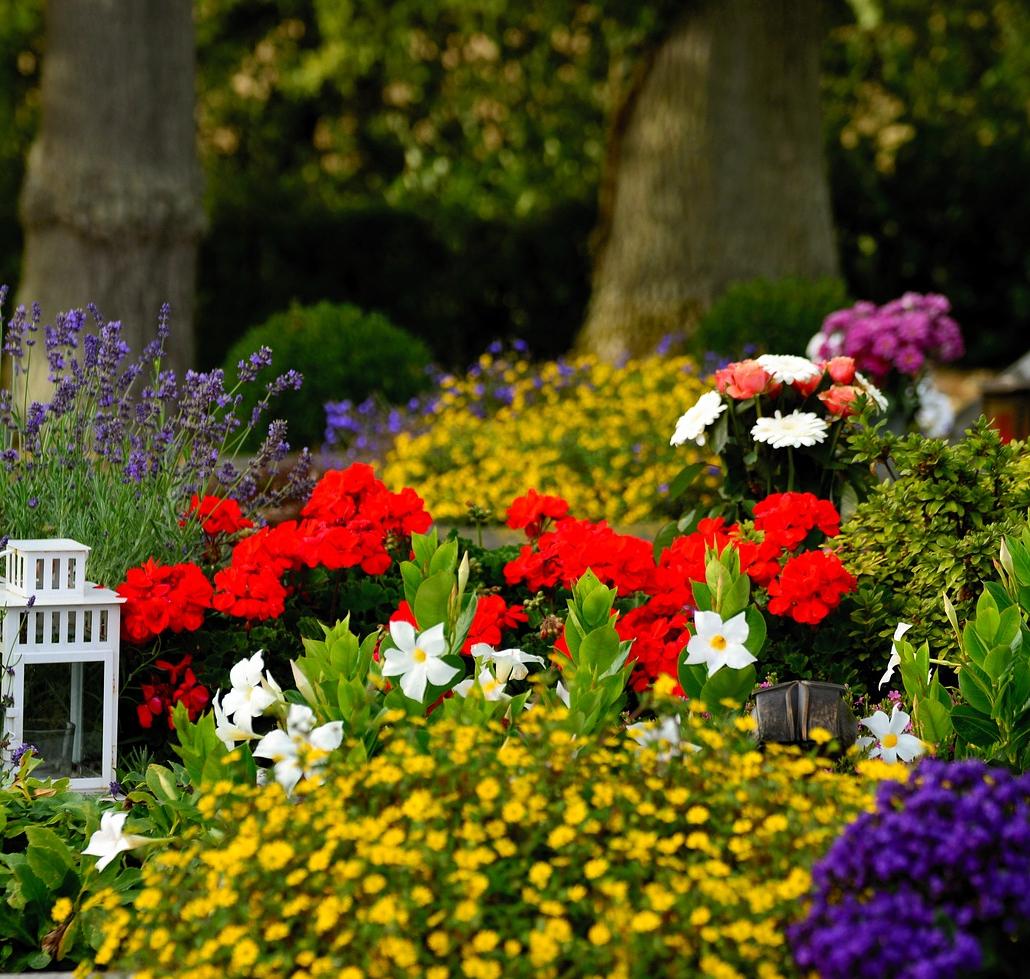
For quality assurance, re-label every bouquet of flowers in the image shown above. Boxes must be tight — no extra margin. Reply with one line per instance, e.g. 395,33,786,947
670,353,886,510
809,292,964,435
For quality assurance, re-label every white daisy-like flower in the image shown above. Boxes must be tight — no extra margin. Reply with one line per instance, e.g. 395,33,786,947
854,371,889,412
670,390,727,447
750,410,829,449
856,705,925,764
756,354,822,385
381,620,459,702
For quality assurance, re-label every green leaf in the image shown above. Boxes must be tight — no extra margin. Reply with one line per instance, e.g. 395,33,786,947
984,643,1013,683
974,589,1001,643
951,705,1000,748
410,529,438,568
919,698,953,744
667,462,704,503
413,571,453,630
581,583,613,630
691,580,712,612
700,664,756,717
743,607,766,657
24,827,75,889
579,627,621,674
145,764,181,803
653,522,678,563
429,538,458,576
399,561,422,609
958,666,994,715
678,660,706,702
720,574,750,620
709,412,729,455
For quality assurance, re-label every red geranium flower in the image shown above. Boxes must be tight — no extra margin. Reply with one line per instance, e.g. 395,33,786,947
117,560,213,644
182,494,254,536
766,550,856,625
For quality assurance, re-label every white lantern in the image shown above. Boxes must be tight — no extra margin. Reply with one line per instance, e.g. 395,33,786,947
1,539,125,790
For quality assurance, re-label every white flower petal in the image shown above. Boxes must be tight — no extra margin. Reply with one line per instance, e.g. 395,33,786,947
389,619,417,653
721,646,758,671
309,721,344,752
399,667,429,702
418,622,447,657
894,734,926,762
756,354,821,384
381,648,413,677
423,657,460,689
721,611,750,645
671,390,726,447
887,705,912,735
253,729,294,762
860,710,892,740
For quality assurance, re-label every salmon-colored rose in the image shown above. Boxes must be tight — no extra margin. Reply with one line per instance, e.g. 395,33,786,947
823,356,857,385
818,384,860,417
714,359,778,400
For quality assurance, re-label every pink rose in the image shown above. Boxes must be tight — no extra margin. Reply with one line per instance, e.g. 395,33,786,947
817,384,860,417
823,356,857,385
714,359,778,400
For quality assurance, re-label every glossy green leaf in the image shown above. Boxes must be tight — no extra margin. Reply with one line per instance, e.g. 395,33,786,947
951,705,1000,748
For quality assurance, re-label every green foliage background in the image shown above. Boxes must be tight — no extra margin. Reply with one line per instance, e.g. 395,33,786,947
1,0,1028,367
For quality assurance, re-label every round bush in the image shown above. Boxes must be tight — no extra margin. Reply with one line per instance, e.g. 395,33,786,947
223,301,432,450
692,277,850,361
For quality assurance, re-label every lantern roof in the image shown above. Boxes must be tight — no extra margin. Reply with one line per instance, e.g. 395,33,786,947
4,538,91,552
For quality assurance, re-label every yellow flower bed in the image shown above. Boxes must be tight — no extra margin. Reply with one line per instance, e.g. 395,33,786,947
87,709,900,978
379,352,719,525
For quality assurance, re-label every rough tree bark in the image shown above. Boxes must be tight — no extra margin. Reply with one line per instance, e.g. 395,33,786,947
16,0,204,399
579,0,838,361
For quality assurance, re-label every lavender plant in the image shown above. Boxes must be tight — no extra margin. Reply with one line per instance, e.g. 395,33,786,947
0,287,314,586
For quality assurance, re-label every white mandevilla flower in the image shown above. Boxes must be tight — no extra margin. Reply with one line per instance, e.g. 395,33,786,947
211,691,260,751
756,354,822,385
683,610,755,676
751,410,829,449
856,705,926,764
454,665,511,702
555,681,571,708
82,811,153,872
626,715,684,761
381,620,459,702
878,622,914,690
670,390,727,447
220,651,281,732
854,371,890,412
253,704,344,792
470,642,546,682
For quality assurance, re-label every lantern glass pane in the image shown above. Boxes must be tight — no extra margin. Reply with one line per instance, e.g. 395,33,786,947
21,661,106,779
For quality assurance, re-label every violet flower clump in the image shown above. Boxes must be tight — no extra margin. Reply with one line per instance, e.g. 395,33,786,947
812,292,964,382
789,758,1030,979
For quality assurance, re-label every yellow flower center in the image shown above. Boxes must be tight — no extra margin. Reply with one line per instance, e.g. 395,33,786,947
412,647,428,663
710,634,727,651
881,733,898,748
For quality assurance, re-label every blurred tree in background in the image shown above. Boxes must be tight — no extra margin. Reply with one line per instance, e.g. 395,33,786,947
1,0,1027,370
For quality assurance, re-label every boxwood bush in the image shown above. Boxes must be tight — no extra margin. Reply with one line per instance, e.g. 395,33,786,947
223,301,432,450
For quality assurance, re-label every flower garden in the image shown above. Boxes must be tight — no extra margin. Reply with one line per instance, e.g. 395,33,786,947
1,287,1029,978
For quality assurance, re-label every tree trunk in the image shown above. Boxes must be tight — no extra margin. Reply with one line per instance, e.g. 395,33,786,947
579,0,838,362
15,0,204,400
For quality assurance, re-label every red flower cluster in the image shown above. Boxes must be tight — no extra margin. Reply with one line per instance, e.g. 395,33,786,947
182,494,254,536
504,514,656,597
505,490,570,539
766,550,857,625
504,491,854,691
212,463,433,620
752,492,841,550
136,655,210,730
117,560,214,644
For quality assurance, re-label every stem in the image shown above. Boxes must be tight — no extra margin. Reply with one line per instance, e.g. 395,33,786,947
787,447,796,493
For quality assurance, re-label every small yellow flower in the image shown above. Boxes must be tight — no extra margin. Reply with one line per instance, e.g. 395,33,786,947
588,923,611,946
51,897,73,923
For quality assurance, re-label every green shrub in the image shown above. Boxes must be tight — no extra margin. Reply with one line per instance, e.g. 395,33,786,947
831,419,1030,690
222,301,432,449
88,707,887,978
691,277,850,360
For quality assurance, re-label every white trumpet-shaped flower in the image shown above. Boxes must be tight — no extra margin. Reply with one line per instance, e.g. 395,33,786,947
856,705,926,764
878,622,914,690
253,704,344,792
381,621,459,702
454,665,511,702
82,811,153,872
683,610,755,676
470,642,546,682
220,651,282,732
212,691,260,751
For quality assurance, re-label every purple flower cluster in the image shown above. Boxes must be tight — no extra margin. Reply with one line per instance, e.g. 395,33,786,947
813,292,964,381
1,290,311,512
790,758,1030,979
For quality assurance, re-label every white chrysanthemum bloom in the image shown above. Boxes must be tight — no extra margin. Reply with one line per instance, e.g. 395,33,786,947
670,390,727,447
856,705,925,764
750,410,829,449
756,354,822,385
220,651,281,732
253,704,344,793
381,620,459,702
470,642,546,682
683,610,755,676
806,331,842,361
454,665,511,702
82,811,153,872
878,622,914,690
854,371,890,412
